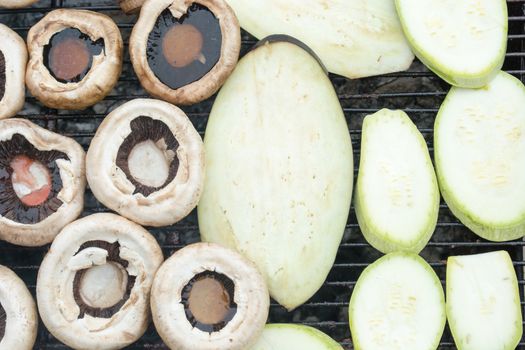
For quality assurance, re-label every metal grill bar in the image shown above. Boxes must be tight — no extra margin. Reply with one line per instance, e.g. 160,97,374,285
0,0,524,349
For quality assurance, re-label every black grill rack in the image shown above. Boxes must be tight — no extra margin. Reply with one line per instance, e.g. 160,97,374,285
1,1,524,349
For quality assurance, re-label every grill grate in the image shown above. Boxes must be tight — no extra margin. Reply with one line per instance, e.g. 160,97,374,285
1,1,525,349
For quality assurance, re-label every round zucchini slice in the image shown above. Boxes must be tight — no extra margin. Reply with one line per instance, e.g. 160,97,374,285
395,0,507,88
435,71,525,241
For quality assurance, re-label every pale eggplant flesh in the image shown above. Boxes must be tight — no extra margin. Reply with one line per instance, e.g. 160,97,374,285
198,35,353,310
225,0,414,79
248,324,343,350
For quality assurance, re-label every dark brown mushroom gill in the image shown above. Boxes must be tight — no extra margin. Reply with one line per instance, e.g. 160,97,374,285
0,134,68,224
43,28,104,83
0,51,5,101
72,240,136,319
147,3,222,89
115,116,179,197
181,271,237,333
0,302,5,342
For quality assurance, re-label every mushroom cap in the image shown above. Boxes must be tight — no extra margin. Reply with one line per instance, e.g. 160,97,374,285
0,265,38,350
0,24,27,120
130,0,240,105
0,0,38,8
118,0,144,14
37,213,164,350
26,9,123,110
86,98,204,227
0,118,85,246
151,242,269,350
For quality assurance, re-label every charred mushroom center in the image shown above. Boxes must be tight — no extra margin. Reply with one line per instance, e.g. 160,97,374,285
10,155,51,207
73,241,136,319
147,4,222,89
116,116,179,196
0,134,67,224
181,271,237,332
0,50,5,101
0,302,5,342
44,28,104,83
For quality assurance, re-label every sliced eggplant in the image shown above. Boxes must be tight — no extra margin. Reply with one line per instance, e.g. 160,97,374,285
395,0,507,88
349,252,446,350
435,71,525,241
355,109,439,254
198,36,353,310
447,251,522,350
225,0,414,79
249,324,342,350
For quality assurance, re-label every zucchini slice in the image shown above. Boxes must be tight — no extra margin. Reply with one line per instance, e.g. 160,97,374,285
249,324,343,350
435,71,525,241
198,36,353,310
395,0,507,88
447,251,522,350
349,252,446,350
225,0,414,79
354,109,439,254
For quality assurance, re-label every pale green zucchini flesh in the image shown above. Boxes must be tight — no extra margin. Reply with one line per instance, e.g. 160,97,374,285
349,252,446,350
198,37,353,310
249,324,343,350
355,109,439,254
225,0,414,79
395,0,507,88
435,71,525,241
447,251,523,350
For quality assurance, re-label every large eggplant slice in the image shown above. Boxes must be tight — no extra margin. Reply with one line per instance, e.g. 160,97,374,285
355,109,439,254
395,0,507,88
435,71,525,241
198,36,353,310
447,251,522,350
225,0,414,79
249,324,343,350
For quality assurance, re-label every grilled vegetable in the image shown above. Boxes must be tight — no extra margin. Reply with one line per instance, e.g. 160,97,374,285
198,36,353,310
395,0,507,88
224,0,414,79
447,251,522,350
249,324,343,350
349,252,446,350
435,71,525,241
355,109,439,253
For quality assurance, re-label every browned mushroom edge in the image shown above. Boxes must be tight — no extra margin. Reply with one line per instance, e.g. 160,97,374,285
0,0,39,9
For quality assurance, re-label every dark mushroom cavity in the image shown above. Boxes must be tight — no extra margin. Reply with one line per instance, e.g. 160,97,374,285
72,240,136,319
0,134,67,224
0,302,5,341
147,4,221,89
43,28,104,83
116,116,179,196
181,271,237,332
0,50,5,101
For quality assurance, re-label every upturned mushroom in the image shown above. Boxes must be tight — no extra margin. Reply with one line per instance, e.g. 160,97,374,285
26,9,123,110
130,0,240,105
37,213,164,349
0,118,85,246
86,98,204,227
0,24,27,120
151,242,269,350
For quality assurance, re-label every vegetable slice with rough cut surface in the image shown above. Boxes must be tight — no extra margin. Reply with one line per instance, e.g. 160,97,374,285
249,324,343,350
198,36,353,311
395,0,507,88
447,251,522,350
349,252,446,350
354,109,439,254
225,0,414,79
435,71,525,241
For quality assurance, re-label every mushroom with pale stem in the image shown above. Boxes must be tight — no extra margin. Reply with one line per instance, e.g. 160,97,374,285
86,98,204,227
0,265,38,350
151,242,269,350
37,213,164,349
0,118,85,247
26,9,123,110
130,0,240,105
0,24,27,120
